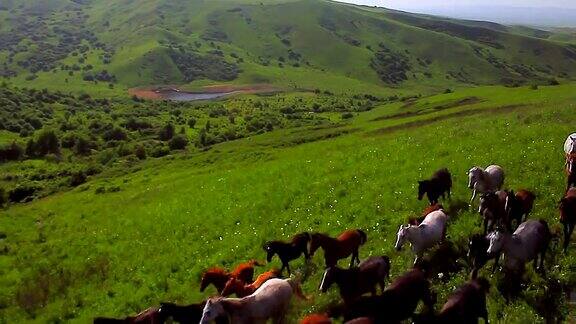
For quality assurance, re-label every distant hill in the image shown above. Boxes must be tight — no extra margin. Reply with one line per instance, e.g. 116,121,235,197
1,0,575,96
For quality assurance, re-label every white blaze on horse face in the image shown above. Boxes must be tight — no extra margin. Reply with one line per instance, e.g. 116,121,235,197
487,232,503,255
395,225,406,250
468,168,478,189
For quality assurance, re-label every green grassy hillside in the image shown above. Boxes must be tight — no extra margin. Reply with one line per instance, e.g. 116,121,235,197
1,0,576,96
2,83,576,322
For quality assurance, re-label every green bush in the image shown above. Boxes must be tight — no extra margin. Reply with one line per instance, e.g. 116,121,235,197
169,135,189,150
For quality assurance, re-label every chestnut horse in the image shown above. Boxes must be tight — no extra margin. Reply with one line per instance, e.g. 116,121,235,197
310,229,367,268
319,256,390,304
200,260,262,293
263,232,310,275
560,187,576,252
417,168,452,205
221,269,281,297
200,278,308,324
300,313,332,324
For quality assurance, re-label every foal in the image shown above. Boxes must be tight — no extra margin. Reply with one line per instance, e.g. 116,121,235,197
221,269,281,297
319,256,390,303
505,189,536,229
560,187,576,252
263,232,310,275
310,229,367,268
417,168,452,205
200,260,261,293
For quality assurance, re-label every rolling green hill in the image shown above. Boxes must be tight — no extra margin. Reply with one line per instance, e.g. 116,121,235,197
1,0,576,96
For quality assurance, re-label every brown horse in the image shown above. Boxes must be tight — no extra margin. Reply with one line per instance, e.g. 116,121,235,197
505,189,536,229
560,187,576,252
331,267,434,323
319,256,390,304
200,260,262,293
263,232,311,275
310,229,367,268
478,191,508,233
221,269,281,297
414,278,490,324
408,204,444,226
417,168,452,205
300,313,332,324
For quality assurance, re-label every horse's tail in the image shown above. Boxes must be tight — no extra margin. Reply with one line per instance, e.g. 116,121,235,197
287,278,312,301
538,219,553,246
357,229,367,245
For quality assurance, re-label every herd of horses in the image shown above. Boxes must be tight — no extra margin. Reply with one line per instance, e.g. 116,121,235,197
94,134,576,324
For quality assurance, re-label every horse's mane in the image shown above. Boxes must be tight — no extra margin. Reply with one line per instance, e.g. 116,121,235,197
251,270,280,288
204,267,229,276
231,262,256,277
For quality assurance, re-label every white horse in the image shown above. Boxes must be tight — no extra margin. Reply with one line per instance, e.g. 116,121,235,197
468,165,505,204
564,133,576,172
200,278,306,324
395,210,448,264
486,220,550,273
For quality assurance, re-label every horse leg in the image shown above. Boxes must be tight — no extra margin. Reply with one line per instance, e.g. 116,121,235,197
285,262,291,276
379,279,386,293
350,251,358,268
470,189,477,205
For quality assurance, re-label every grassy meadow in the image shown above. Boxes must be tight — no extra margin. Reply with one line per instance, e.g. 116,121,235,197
1,84,576,322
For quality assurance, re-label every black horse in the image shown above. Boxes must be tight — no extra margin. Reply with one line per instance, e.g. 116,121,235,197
418,168,452,205
263,232,310,275
158,302,228,324
468,234,499,278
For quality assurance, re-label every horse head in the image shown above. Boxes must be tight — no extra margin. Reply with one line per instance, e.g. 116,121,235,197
467,234,488,258
200,268,228,292
417,180,428,200
309,233,324,256
200,298,226,324
395,225,410,251
468,167,481,189
486,230,505,256
263,242,276,262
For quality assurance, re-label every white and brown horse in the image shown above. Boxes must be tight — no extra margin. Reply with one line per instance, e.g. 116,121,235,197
468,165,505,204
395,210,448,264
564,133,576,191
200,278,307,324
